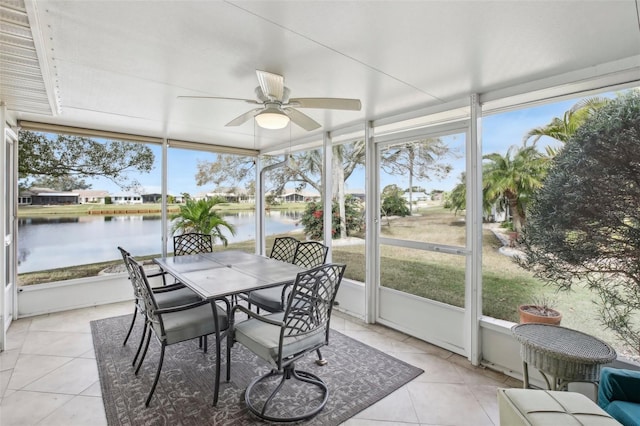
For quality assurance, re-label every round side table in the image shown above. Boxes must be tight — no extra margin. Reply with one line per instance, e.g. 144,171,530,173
512,323,617,390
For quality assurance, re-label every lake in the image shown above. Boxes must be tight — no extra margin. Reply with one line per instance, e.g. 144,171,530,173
17,210,303,273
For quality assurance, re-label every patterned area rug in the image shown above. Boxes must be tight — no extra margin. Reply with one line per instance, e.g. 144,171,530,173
91,314,423,425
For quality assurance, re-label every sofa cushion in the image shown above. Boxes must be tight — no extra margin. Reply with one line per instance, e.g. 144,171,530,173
606,401,640,426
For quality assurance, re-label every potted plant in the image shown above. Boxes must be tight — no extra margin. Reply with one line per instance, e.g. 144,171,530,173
518,295,562,325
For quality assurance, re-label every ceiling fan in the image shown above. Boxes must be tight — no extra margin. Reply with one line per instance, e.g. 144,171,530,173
178,70,361,131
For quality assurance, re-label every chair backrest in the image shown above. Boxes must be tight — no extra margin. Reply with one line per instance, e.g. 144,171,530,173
173,233,213,256
117,246,133,276
118,246,143,301
280,263,346,355
124,254,161,327
269,237,299,263
292,241,328,268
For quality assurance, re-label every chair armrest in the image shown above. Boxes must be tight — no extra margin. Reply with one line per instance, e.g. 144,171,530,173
280,281,294,308
232,304,284,327
147,269,169,286
152,282,186,293
155,299,211,315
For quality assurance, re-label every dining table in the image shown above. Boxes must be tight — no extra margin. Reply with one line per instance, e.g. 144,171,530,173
153,250,308,301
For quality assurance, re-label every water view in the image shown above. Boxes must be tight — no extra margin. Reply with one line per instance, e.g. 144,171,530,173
17,210,303,273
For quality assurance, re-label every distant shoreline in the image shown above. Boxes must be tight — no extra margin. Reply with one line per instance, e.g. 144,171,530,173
17,202,305,217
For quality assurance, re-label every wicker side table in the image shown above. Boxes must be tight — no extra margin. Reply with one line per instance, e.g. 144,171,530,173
512,323,617,391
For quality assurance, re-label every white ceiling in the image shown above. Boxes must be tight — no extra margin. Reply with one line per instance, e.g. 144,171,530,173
2,0,640,152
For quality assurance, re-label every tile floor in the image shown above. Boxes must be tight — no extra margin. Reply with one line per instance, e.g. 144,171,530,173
0,302,519,425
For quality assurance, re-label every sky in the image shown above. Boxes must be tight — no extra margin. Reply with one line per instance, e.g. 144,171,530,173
84,90,624,197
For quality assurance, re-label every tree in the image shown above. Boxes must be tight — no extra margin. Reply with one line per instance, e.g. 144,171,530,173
519,90,640,354
446,173,467,214
524,97,610,155
380,138,453,214
195,155,255,188
170,197,236,246
483,145,548,232
381,184,410,217
18,131,155,190
196,141,367,238
29,175,92,191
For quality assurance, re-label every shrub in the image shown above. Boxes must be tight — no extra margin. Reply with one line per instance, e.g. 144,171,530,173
381,189,410,216
300,195,364,239
519,90,640,354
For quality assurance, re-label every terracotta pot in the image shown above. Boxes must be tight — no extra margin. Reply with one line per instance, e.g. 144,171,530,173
518,304,562,325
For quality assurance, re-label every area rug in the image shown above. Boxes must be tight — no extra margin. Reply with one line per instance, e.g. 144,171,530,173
91,314,423,425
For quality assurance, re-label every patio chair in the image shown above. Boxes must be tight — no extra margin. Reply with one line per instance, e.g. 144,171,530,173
117,246,201,361
246,240,328,313
239,237,299,308
173,232,213,256
292,241,328,268
231,263,346,422
125,254,230,407
269,236,300,263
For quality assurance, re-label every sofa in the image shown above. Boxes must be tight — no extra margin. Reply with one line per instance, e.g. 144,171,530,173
598,367,640,426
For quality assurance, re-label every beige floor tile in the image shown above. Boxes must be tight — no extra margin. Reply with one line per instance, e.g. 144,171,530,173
393,352,464,384
404,336,454,359
7,354,73,390
0,349,20,371
19,330,93,357
80,380,102,397
6,318,31,334
454,365,506,386
1,301,517,426
85,301,132,321
78,348,96,359
504,376,523,388
23,358,98,395
343,420,420,425
4,329,28,352
0,369,12,399
468,384,502,425
0,390,74,426
408,382,494,425
29,312,92,333
330,315,347,331
38,395,107,426
341,330,421,353
352,385,420,423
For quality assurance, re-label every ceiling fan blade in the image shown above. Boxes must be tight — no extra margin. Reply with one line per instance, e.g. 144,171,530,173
288,97,361,111
178,95,260,105
283,107,321,131
225,108,262,126
256,70,284,101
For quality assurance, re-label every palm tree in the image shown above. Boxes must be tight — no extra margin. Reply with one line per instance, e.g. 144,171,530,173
524,97,610,155
171,197,236,246
483,145,548,232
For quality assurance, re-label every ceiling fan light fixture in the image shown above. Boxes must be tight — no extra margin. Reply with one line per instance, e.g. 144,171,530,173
255,107,290,129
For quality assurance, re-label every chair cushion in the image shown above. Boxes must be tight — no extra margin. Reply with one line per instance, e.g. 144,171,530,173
606,401,640,426
234,312,325,365
247,286,285,313
153,286,201,308
497,388,620,426
153,304,228,345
